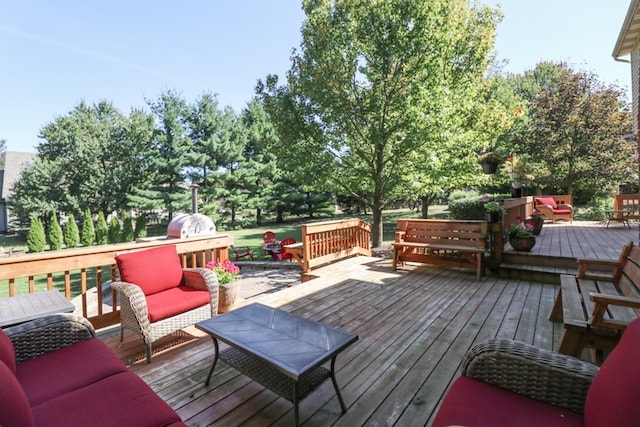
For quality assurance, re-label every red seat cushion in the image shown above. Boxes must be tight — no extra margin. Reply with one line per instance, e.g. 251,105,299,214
536,197,558,209
432,376,583,427
0,361,35,427
17,338,128,407
145,285,211,322
0,328,16,373
116,245,184,296
584,317,640,427
553,209,572,215
30,371,184,427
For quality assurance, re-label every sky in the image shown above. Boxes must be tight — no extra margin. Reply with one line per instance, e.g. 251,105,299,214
0,1,634,154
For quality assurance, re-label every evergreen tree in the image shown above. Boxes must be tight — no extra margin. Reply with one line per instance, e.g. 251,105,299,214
96,211,108,245
64,213,80,248
134,214,147,239
48,211,63,250
108,216,121,243
27,217,46,253
122,212,134,242
81,209,95,247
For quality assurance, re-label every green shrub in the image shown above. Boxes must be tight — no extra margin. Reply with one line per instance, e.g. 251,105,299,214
81,209,95,247
64,213,80,249
108,216,121,243
122,213,134,242
448,193,509,220
582,196,614,221
96,212,108,245
448,189,479,203
48,211,63,250
134,214,147,239
27,217,46,253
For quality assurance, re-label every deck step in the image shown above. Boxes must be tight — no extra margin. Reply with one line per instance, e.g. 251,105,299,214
498,251,579,284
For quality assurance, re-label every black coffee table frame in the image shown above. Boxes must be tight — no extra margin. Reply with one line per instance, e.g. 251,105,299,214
196,303,358,426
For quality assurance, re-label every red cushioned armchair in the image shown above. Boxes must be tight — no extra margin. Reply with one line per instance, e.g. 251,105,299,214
432,317,640,427
112,245,218,363
535,195,573,223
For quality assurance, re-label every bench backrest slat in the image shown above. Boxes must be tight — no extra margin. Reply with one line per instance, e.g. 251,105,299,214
618,247,640,311
397,219,487,249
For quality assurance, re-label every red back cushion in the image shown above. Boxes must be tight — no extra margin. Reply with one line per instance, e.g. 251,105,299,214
0,328,16,374
585,317,640,427
116,246,184,296
536,197,558,209
0,361,35,427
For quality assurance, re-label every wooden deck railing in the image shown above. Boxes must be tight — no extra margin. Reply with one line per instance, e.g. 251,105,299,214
503,196,535,232
284,218,372,273
614,194,640,219
0,235,232,329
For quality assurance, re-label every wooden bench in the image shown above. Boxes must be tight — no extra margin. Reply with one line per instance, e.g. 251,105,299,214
283,218,371,273
392,219,488,281
550,241,640,362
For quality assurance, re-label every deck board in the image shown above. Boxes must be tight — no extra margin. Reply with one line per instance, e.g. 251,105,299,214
95,221,637,426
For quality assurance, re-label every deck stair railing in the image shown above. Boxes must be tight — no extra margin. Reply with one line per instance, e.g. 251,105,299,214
0,235,231,329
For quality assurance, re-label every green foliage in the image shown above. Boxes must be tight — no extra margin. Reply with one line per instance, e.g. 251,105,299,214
448,190,479,202
27,217,46,253
258,0,501,246
48,211,63,250
96,212,108,245
81,209,95,247
122,213,134,242
582,196,614,221
448,193,508,220
134,214,147,239
64,214,80,249
108,216,121,244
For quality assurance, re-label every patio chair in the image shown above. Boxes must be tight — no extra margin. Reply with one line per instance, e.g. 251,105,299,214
535,195,573,223
273,237,297,261
231,245,254,261
112,245,218,363
263,231,277,255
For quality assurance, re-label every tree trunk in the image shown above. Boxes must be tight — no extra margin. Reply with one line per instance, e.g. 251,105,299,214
421,197,430,219
371,205,383,248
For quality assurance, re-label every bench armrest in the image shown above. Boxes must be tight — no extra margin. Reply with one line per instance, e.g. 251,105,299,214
462,339,598,414
4,313,96,363
589,292,640,330
394,231,406,242
576,258,619,279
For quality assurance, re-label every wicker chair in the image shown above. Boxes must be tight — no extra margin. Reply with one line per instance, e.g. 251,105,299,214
112,245,219,363
433,317,640,426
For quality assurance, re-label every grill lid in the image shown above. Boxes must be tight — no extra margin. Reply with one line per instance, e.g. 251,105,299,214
167,213,216,238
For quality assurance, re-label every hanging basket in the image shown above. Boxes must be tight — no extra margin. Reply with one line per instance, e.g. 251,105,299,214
481,162,498,174
509,236,536,252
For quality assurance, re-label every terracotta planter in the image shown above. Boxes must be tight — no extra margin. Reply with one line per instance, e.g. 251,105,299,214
218,281,239,313
509,236,536,252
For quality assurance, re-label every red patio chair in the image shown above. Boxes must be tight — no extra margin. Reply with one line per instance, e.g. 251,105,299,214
263,231,277,255
273,237,297,261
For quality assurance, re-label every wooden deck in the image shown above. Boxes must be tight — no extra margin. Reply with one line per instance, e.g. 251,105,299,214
515,220,637,260
101,255,566,426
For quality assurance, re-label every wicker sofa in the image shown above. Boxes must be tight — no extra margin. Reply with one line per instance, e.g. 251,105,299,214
0,313,186,427
432,317,640,426
535,195,573,223
112,245,219,363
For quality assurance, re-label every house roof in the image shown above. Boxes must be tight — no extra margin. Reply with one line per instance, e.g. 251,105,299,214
1,151,36,200
613,0,640,60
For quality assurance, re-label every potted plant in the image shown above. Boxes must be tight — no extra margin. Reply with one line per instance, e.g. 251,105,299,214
478,152,502,174
206,259,241,313
524,212,544,235
483,195,506,222
507,216,536,251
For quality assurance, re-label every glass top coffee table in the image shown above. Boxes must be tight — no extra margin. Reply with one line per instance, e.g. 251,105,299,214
196,302,358,426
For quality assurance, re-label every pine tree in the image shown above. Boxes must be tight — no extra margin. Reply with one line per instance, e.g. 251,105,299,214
96,212,108,245
27,217,46,253
134,214,147,239
81,209,95,247
108,216,121,243
48,211,63,250
122,212,134,242
64,213,80,248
